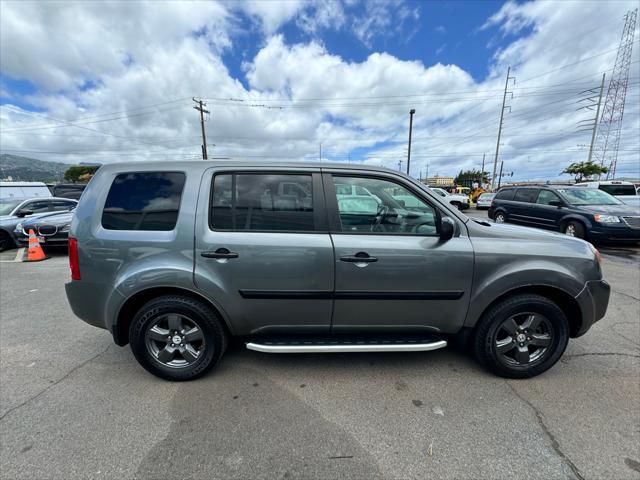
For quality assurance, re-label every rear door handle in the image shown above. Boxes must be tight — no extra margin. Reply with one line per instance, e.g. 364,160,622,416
201,248,239,259
340,252,378,263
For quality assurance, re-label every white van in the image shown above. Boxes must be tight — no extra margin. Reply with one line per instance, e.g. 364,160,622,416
0,182,52,199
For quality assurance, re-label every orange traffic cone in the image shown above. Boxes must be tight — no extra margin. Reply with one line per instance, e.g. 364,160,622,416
23,229,48,262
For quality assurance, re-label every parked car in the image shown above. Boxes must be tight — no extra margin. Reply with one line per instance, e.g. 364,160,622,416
575,180,640,208
476,193,496,210
14,209,75,247
488,186,640,243
429,187,470,210
0,181,52,199
48,183,87,200
0,197,77,251
65,162,610,382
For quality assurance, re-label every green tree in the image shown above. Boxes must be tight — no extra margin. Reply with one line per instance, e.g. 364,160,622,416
562,161,608,183
454,169,489,187
64,165,99,183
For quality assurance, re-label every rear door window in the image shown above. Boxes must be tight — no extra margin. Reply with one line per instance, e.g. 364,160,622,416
211,173,315,232
513,189,539,203
102,172,185,231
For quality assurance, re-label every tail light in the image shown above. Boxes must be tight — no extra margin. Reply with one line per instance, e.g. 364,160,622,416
68,237,81,280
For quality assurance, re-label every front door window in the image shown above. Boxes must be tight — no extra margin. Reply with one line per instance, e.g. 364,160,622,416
331,176,438,236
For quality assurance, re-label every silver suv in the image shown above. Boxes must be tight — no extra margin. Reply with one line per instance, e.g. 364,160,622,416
65,162,610,381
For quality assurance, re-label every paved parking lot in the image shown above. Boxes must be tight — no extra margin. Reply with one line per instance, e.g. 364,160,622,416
1,210,639,480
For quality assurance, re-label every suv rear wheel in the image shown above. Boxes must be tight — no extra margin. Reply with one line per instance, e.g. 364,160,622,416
494,212,507,223
129,295,227,381
473,294,569,378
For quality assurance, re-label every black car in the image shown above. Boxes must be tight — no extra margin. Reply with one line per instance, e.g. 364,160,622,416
14,209,75,247
488,186,640,243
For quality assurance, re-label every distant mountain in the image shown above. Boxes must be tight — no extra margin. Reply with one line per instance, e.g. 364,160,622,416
0,154,71,182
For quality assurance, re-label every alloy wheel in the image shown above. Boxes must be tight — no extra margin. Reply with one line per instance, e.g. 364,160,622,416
145,314,205,368
565,224,576,236
494,313,553,366
495,213,505,223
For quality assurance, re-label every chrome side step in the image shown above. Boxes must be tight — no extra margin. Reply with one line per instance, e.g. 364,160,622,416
246,337,447,353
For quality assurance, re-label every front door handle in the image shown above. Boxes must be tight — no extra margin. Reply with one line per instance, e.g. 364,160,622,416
340,252,378,263
201,248,239,259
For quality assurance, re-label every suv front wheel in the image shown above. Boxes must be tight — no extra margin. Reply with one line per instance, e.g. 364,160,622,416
129,295,227,381
473,294,569,378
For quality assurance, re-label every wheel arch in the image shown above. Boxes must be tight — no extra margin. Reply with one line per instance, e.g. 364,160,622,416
559,214,592,232
113,286,234,346
469,285,583,339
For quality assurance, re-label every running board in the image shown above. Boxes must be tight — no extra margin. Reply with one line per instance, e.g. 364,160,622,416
245,335,447,353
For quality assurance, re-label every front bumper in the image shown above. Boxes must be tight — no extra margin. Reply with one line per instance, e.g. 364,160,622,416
574,279,611,337
15,230,70,246
588,225,640,243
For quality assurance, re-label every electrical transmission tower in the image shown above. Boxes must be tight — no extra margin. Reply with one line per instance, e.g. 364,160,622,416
592,8,637,179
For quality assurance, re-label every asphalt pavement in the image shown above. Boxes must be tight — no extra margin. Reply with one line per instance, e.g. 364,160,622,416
0,211,638,480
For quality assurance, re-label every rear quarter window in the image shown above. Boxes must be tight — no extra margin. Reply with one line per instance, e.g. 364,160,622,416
494,188,515,201
102,172,185,231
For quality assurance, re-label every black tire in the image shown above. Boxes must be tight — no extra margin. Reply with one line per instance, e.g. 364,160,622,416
494,211,507,223
0,231,12,252
473,294,569,379
129,295,227,381
451,202,463,211
563,220,586,239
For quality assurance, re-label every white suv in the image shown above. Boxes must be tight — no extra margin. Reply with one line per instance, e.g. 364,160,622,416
575,181,639,208
429,187,470,210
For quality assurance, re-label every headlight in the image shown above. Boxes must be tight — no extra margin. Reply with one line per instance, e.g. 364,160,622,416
594,214,620,223
588,243,602,267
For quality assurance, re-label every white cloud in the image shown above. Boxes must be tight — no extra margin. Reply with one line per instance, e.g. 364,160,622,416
0,0,638,183
240,0,305,35
352,0,420,48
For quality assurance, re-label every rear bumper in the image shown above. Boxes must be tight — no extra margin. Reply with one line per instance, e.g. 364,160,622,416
65,281,112,330
574,279,611,337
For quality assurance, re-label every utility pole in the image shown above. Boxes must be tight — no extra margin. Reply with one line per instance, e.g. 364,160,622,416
425,161,429,184
480,153,485,187
319,143,322,161
492,68,515,189
577,73,606,163
398,159,403,172
497,160,504,189
407,109,416,176
193,98,209,160
587,73,606,163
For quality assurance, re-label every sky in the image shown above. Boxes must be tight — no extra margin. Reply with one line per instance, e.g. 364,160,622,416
0,0,639,182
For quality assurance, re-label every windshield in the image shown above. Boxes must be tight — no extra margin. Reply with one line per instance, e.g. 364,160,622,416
599,184,637,196
0,200,22,216
558,188,623,206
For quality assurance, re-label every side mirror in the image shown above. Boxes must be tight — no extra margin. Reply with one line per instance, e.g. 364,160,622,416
548,200,563,208
440,217,455,241
16,209,34,218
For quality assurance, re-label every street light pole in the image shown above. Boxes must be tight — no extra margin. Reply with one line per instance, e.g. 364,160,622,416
407,109,415,176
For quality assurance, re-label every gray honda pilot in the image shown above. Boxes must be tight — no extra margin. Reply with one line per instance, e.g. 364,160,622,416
65,162,610,381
